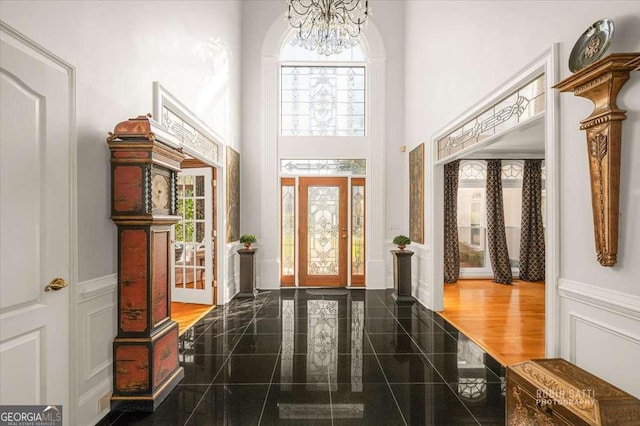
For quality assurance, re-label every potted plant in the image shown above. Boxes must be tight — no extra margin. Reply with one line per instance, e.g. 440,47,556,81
393,235,411,250
240,233,257,250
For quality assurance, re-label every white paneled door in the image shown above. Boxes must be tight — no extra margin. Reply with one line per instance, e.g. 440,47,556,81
0,23,73,419
172,168,214,304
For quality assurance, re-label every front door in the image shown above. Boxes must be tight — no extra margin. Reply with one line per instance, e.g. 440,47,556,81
0,24,73,413
299,177,348,286
171,167,214,304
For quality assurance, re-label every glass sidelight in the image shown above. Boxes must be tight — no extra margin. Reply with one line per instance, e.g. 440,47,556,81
351,178,365,285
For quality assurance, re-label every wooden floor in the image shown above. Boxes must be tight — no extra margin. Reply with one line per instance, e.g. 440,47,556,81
438,279,545,366
171,302,215,336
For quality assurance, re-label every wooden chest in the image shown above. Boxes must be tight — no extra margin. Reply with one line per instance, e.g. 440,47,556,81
506,358,640,425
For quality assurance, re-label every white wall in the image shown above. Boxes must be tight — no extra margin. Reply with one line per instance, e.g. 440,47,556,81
404,0,640,397
240,0,406,288
1,0,242,282
1,1,242,424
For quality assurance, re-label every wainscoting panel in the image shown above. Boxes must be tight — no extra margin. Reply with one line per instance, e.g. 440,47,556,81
411,245,431,308
76,274,117,426
222,244,240,304
559,278,640,398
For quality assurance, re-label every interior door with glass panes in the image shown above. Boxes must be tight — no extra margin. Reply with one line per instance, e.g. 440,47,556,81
299,177,348,286
172,167,213,304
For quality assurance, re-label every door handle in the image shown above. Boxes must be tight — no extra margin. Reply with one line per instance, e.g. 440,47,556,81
44,277,68,292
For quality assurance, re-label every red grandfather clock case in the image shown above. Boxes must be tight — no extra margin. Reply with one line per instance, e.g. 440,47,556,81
107,115,185,411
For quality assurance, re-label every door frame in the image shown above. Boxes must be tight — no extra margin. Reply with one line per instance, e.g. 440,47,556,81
0,21,77,423
428,45,559,358
299,177,349,286
153,82,226,305
172,162,217,305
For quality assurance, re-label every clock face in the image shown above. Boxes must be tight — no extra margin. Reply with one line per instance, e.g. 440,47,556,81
151,174,170,210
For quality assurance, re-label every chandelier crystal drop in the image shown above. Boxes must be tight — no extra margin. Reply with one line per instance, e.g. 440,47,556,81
286,0,370,56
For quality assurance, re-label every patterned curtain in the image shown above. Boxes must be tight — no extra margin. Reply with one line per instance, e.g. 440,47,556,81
519,160,545,281
486,160,513,284
444,160,460,283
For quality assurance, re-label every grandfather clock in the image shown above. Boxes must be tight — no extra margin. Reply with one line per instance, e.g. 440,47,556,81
107,115,185,411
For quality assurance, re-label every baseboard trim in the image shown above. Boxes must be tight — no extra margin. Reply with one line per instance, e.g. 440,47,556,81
558,278,640,321
77,377,112,426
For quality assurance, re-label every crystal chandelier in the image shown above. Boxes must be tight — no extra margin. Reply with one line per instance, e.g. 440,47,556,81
286,0,370,56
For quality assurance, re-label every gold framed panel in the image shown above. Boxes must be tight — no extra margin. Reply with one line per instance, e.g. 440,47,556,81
226,146,240,243
409,143,424,244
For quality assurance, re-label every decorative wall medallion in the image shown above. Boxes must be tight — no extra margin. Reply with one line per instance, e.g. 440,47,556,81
569,18,614,72
584,37,601,59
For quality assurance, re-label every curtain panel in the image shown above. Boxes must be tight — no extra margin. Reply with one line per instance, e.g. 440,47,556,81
486,160,513,284
443,160,460,283
519,159,545,281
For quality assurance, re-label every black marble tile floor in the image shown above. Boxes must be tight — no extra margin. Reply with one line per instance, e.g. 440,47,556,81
99,289,505,425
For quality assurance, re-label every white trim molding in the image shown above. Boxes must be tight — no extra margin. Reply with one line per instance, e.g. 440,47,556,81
78,273,117,301
559,277,640,397
559,278,640,321
153,81,225,168
567,313,640,363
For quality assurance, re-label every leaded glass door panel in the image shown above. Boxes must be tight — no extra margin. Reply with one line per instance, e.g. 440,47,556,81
299,177,348,286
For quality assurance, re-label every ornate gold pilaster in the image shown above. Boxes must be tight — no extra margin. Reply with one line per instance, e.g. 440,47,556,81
554,53,639,267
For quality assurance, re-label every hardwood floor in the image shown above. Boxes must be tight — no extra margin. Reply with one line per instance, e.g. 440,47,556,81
438,278,545,366
171,302,215,336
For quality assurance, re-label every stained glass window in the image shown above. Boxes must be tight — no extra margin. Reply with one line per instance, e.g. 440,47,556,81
438,74,545,160
281,66,365,136
307,186,340,275
161,106,219,162
351,183,365,277
281,181,295,279
281,159,366,175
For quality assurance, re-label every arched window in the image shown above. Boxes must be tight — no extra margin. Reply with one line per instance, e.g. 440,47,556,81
281,35,366,61
280,32,366,137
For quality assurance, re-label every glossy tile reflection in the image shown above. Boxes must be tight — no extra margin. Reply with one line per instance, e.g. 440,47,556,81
100,289,505,425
